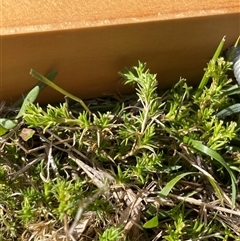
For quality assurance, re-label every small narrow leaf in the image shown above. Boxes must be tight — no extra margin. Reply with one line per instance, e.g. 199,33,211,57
143,216,158,229
13,70,58,107
16,86,40,119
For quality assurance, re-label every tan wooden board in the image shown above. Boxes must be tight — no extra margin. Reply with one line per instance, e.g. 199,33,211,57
1,0,240,104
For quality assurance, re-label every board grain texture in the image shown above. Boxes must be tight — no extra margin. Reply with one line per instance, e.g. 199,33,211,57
1,0,240,104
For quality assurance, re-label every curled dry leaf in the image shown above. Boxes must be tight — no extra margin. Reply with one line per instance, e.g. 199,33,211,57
19,128,35,141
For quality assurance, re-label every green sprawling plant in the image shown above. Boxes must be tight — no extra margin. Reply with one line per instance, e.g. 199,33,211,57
0,36,240,241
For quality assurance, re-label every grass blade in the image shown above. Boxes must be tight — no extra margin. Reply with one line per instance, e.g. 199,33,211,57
191,162,224,205
196,36,226,97
159,172,197,196
183,136,237,208
30,69,91,114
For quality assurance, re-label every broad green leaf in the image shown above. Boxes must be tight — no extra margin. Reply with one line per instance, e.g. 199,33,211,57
0,125,8,136
0,119,18,136
143,215,158,229
0,118,18,129
16,86,40,119
216,103,240,118
183,136,237,208
159,172,196,196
